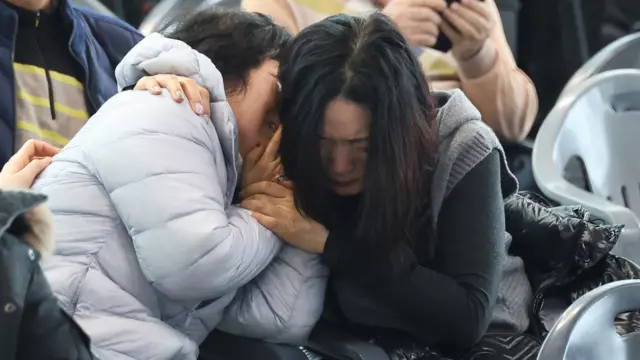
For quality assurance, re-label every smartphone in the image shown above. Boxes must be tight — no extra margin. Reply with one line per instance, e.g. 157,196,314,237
431,0,485,53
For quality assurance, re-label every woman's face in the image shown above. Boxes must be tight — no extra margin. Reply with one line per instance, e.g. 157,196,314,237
321,98,370,196
228,59,281,158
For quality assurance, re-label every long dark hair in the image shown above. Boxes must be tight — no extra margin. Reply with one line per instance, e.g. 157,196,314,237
166,8,291,94
278,13,437,257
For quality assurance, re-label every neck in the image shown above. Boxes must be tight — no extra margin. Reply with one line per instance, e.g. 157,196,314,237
5,0,53,11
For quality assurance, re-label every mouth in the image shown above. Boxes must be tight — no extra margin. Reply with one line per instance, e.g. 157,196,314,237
331,179,358,188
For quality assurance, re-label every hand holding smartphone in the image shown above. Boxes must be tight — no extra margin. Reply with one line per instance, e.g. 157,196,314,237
432,0,486,53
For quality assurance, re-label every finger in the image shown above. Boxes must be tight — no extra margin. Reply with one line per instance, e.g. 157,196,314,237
460,0,491,19
443,4,478,38
178,78,209,117
409,34,438,48
199,87,212,119
262,126,282,162
440,19,462,44
412,0,447,12
31,140,61,158
17,157,52,187
271,165,286,181
241,180,290,199
406,21,440,37
241,196,281,218
244,143,266,169
152,75,185,103
3,139,41,173
277,178,294,190
251,211,279,232
449,2,488,33
134,76,162,95
406,7,442,25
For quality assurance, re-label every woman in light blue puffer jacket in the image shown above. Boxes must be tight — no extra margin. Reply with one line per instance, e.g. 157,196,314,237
32,10,328,360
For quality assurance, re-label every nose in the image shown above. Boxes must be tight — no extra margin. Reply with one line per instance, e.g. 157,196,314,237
330,146,353,176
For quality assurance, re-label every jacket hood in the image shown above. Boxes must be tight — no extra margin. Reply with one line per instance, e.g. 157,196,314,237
433,89,482,142
0,190,53,259
115,33,238,170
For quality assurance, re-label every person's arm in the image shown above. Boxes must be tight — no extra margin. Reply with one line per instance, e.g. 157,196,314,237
322,150,505,347
86,91,282,302
218,245,329,344
242,0,301,35
455,0,538,141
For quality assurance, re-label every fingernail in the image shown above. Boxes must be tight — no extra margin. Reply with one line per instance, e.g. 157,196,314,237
176,91,184,100
152,86,161,93
195,103,204,115
450,2,460,9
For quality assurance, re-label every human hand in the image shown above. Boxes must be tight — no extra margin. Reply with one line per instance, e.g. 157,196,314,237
441,0,496,61
241,127,284,193
382,0,447,48
240,181,328,254
135,75,211,119
0,140,60,189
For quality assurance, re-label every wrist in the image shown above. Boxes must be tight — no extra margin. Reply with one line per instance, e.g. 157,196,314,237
306,222,329,254
456,40,497,79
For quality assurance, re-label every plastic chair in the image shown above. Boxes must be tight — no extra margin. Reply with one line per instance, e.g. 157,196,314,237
537,279,640,360
532,69,640,266
559,31,640,99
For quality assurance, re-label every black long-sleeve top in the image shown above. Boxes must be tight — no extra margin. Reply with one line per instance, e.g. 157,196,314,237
321,150,505,348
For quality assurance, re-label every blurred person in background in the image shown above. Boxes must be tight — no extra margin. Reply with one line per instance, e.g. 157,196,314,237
243,0,538,141
0,0,143,169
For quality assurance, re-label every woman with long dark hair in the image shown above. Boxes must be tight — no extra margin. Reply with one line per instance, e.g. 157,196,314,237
240,12,533,352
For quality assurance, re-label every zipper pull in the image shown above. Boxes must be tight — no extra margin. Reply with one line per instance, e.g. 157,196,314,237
35,11,40,28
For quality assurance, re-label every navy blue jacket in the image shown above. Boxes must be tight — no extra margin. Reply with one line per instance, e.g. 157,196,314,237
0,0,143,167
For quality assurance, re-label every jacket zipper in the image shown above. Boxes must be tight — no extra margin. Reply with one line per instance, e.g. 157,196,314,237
10,16,18,129
34,11,57,120
66,18,97,115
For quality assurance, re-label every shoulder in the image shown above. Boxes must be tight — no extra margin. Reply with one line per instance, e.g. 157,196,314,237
437,119,501,184
432,120,517,218
95,91,218,144
73,6,143,47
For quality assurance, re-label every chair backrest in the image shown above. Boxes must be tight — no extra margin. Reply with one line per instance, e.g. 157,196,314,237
554,71,640,213
560,31,640,98
537,280,640,360
533,69,640,265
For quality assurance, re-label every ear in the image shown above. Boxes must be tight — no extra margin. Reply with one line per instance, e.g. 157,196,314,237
22,204,54,261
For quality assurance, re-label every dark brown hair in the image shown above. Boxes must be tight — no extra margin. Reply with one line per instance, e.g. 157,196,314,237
278,13,437,257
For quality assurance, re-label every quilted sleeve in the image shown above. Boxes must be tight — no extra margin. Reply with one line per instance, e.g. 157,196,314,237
218,246,329,344
84,91,281,302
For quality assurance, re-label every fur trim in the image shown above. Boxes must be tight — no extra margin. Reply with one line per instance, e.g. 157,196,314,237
22,203,54,260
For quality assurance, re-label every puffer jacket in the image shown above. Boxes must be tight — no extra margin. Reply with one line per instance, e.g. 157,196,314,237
0,190,93,360
344,194,640,360
32,33,328,360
